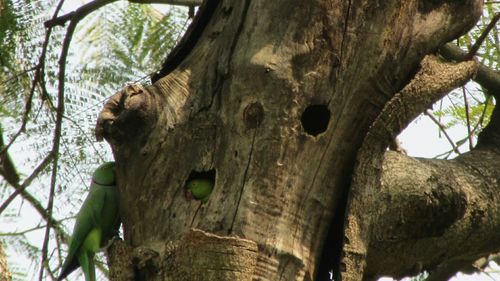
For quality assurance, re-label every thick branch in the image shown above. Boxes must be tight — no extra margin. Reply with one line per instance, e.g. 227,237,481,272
365,149,500,280
341,56,478,280
439,43,500,98
366,56,478,153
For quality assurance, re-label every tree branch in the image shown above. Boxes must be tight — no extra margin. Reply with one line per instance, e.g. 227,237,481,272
466,12,500,60
44,0,117,28
0,153,54,215
0,126,20,186
365,148,500,279
129,0,202,5
39,15,77,281
424,109,461,154
462,87,474,150
342,56,478,280
439,43,500,98
44,0,202,28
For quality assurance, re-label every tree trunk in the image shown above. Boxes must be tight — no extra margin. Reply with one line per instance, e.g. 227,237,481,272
95,0,497,280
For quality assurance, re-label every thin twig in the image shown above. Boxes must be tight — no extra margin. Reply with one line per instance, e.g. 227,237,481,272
129,0,203,6
434,149,454,159
44,0,117,28
425,110,461,154
0,66,37,86
466,12,500,60
39,17,77,281
462,87,474,150
0,224,48,237
476,95,492,133
0,153,55,215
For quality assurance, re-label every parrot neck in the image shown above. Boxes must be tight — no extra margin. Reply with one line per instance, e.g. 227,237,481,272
91,179,115,187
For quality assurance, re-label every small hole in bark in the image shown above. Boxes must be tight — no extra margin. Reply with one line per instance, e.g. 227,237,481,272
184,169,216,203
243,102,264,129
301,104,330,136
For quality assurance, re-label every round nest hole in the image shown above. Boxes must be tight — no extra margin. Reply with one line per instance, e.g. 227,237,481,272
301,104,330,136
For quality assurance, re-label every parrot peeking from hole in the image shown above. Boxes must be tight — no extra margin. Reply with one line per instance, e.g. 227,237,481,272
185,178,214,203
57,161,120,281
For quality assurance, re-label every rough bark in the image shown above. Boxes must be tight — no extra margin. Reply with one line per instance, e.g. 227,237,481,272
367,149,500,280
94,0,490,280
439,43,500,95
0,242,12,281
341,56,478,280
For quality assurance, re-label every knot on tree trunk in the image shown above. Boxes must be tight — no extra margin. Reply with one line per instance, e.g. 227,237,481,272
95,83,157,148
106,238,134,281
106,229,258,281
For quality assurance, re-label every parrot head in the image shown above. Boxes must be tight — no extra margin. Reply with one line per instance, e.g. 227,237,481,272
185,178,214,203
92,161,116,186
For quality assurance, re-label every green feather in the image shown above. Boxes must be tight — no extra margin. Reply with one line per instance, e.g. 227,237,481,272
58,162,120,281
187,178,214,203
92,162,115,185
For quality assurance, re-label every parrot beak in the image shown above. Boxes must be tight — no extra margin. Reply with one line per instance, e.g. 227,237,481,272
184,189,194,201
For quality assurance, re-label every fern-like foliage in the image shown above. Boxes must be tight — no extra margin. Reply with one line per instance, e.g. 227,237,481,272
76,2,188,87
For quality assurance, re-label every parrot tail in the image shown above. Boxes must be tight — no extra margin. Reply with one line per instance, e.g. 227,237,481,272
57,259,78,280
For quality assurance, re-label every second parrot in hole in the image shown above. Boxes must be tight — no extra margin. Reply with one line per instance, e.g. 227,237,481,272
186,178,214,203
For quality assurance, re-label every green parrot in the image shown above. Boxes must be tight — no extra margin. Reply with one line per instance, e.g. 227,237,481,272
57,161,120,281
185,178,214,203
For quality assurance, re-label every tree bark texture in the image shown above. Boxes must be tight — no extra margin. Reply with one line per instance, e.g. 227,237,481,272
0,242,11,281
367,149,500,280
341,56,478,280
95,0,492,280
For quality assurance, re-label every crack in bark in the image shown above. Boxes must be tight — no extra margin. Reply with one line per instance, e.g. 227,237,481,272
278,257,292,281
229,128,257,234
226,0,251,75
339,0,352,64
166,185,185,235
190,202,203,227
196,0,251,115
291,127,336,247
